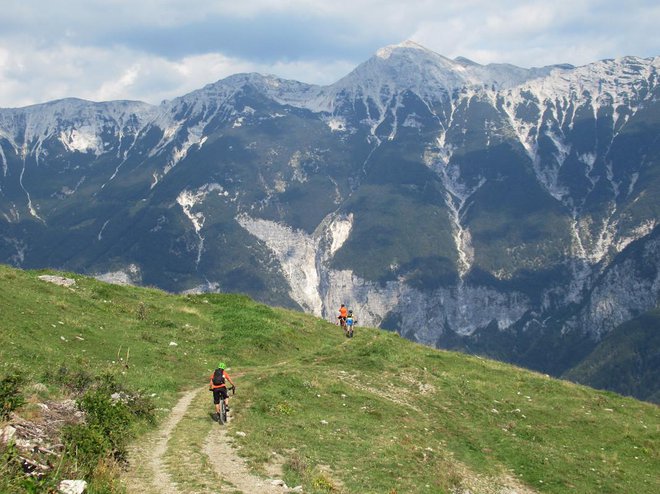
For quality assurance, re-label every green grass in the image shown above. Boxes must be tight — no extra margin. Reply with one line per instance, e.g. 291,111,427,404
1,264,658,493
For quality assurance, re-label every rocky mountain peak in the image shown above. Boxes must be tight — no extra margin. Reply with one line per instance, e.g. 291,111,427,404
333,40,465,100
375,39,447,60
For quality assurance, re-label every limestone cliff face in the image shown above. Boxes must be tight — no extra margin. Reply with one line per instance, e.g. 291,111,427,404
237,211,532,342
235,207,659,362
576,231,660,339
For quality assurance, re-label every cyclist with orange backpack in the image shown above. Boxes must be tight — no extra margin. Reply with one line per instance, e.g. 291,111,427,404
209,362,235,418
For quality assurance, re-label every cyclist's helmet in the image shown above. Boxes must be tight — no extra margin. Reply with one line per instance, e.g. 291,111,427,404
218,362,226,370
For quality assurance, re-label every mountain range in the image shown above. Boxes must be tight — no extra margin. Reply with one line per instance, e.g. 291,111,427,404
1,41,658,400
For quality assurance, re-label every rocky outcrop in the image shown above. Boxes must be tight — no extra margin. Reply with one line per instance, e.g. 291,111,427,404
577,230,660,339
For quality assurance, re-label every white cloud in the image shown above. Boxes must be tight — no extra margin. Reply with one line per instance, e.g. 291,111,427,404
0,38,356,107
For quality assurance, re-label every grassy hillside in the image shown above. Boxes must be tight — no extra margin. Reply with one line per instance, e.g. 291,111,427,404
0,264,658,493
563,308,660,404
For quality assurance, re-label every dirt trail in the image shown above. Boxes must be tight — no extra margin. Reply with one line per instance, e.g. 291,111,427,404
148,388,197,493
123,387,289,494
203,422,284,493
122,388,197,494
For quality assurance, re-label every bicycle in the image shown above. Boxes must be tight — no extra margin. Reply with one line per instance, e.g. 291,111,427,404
216,385,235,425
338,316,347,333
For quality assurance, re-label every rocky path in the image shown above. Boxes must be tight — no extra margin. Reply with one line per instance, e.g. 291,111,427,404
148,388,197,494
203,421,285,493
121,389,197,494
121,387,295,494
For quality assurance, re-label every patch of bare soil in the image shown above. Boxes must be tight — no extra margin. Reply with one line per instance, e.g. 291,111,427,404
451,470,539,494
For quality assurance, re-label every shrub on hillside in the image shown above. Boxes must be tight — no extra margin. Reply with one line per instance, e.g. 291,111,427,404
78,389,134,458
94,373,156,422
62,424,112,475
0,372,25,419
62,373,156,476
56,365,94,395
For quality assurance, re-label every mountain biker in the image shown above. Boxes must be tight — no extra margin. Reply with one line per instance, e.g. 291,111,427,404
346,310,356,337
338,304,348,328
209,362,235,417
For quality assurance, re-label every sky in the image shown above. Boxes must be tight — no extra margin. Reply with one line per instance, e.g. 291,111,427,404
1,0,659,108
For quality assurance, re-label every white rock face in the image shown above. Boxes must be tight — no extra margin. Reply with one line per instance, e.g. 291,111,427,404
95,264,141,286
577,235,660,338
59,127,103,156
237,212,531,338
177,183,228,267
323,269,402,327
237,213,341,315
0,99,156,157
401,285,531,343
238,211,393,324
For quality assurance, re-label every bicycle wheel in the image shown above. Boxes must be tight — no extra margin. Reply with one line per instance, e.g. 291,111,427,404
219,402,227,424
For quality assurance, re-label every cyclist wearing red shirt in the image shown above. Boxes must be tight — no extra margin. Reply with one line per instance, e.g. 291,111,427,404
338,304,348,327
209,362,235,415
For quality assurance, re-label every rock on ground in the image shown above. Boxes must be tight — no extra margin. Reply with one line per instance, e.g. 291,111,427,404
58,479,87,494
38,275,76,287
